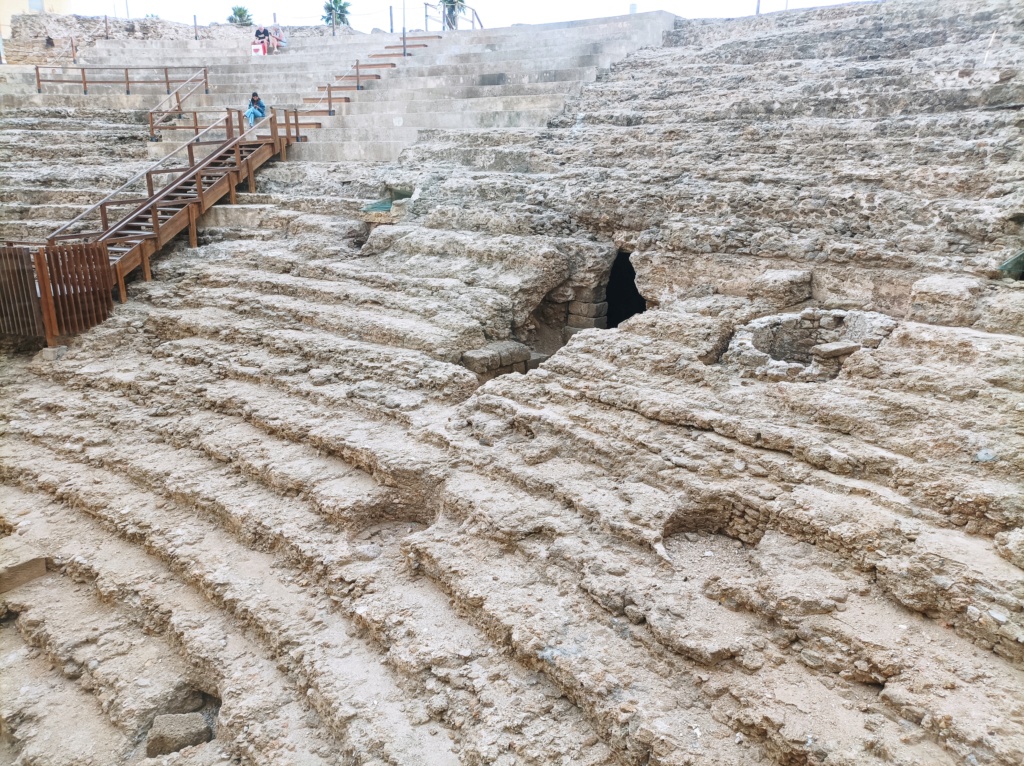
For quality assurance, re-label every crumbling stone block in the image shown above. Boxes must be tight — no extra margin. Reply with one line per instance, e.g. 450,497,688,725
568,314,608,329
567,301,609,318
574,285,607,302
907,275,983,327
0,537,46,594
811,341,861,359
146,713,212,757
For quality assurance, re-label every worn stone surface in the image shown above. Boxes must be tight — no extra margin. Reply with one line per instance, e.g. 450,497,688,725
0,536,46,593
146,712,213,757
1,1,1023,765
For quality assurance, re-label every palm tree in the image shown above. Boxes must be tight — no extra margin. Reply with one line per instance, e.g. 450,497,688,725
440,0,465,30
227,6,253,25
322,0,351,26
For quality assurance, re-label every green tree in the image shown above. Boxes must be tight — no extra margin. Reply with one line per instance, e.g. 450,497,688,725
227,6,253,25
440,0,465,30
322,0,351,26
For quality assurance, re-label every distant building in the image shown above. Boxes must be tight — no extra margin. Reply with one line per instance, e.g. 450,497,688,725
0,0,71,40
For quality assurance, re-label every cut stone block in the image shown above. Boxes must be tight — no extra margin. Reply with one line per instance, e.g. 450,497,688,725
462,347,500,374
574,285,607,302
567,301,609,318
0,537,46,594
567,314,608,329
461,341,531,373
528,352,549,371
39,346,67,362
811,341,861,359
490,340,531,366
146,713,212,757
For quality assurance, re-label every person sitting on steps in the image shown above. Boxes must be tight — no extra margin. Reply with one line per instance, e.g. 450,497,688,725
244,92,266,128
253,24,276,54
269,24,287,52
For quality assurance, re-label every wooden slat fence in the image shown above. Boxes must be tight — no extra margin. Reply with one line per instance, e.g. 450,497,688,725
0,246,45,340
0,244,113,346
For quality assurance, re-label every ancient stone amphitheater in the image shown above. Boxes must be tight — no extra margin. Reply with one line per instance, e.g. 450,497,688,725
1,1,1023,764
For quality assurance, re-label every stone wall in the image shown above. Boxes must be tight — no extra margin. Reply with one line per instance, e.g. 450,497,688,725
3,12,357,65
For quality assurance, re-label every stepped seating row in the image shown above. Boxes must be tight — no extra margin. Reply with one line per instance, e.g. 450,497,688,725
0,12,678,162
3,1,1024,764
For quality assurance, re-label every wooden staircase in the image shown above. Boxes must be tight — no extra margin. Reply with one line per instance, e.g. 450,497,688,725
1,35,443,347
55,109,304,303
0,109,306,347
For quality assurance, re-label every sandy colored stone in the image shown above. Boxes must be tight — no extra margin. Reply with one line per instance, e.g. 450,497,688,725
145,713,212,757
0,537,46,594
1,2,1023,766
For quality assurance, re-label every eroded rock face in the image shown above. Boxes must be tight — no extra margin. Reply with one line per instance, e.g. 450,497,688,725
146,713,213,758
1,1,1023,765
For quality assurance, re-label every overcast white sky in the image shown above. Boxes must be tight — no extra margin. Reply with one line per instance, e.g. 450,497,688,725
67,0,875,33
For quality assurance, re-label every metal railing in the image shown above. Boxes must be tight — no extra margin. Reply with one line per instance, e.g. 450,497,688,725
35,65,208,96
424,2,484,31
148,107,320,142
48,111,245,242
0,244,113,346
304,59,360,115
146,69,212,140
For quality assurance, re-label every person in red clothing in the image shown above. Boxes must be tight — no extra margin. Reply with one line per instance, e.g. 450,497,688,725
253,24,276,54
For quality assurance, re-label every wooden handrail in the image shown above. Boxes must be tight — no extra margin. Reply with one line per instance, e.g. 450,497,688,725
99,113,276,245
36,65,207,96
8,99,312,337
48,113,235,241
147,69,210,139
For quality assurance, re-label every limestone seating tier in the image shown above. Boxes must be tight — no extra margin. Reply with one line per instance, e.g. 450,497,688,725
0,13,678,162
2,1,1024,765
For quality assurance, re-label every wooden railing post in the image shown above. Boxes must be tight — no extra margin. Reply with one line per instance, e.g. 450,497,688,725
33,248,58,347
35,65,42,94
124,67,130,95
270,108,280,152
151,204,161,238
100,203,109,229
164,67,171,94
225,108,234,140
203,67,209,94
356,59,361,90
187,140,195,166
328,84,334,116
237,109,245,137
148,110,155,140
293,109,302,143
195,173,205,210
80,67,88,95
192,111,199,137
146,171,155,196
187,203,198,248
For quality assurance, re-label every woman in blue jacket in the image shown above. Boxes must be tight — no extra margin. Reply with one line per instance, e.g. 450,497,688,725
244,92,266,128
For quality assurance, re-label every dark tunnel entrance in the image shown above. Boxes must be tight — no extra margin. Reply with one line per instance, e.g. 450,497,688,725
606,250,647,329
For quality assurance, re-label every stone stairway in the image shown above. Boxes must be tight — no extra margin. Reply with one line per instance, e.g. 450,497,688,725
0,12,677,162
0,107,152,242
2,1,1024,765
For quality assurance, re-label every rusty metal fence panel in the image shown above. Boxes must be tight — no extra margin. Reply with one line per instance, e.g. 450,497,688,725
0,244,113,345
38,244,114,341
0,246,45,340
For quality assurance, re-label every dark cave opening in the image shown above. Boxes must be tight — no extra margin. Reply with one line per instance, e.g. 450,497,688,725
606,250,647,329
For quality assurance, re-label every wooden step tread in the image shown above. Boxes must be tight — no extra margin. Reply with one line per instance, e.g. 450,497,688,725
336,74,381,81
302,96,351,104
384,44,429,49
357,62,397,69
368,53,412,58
